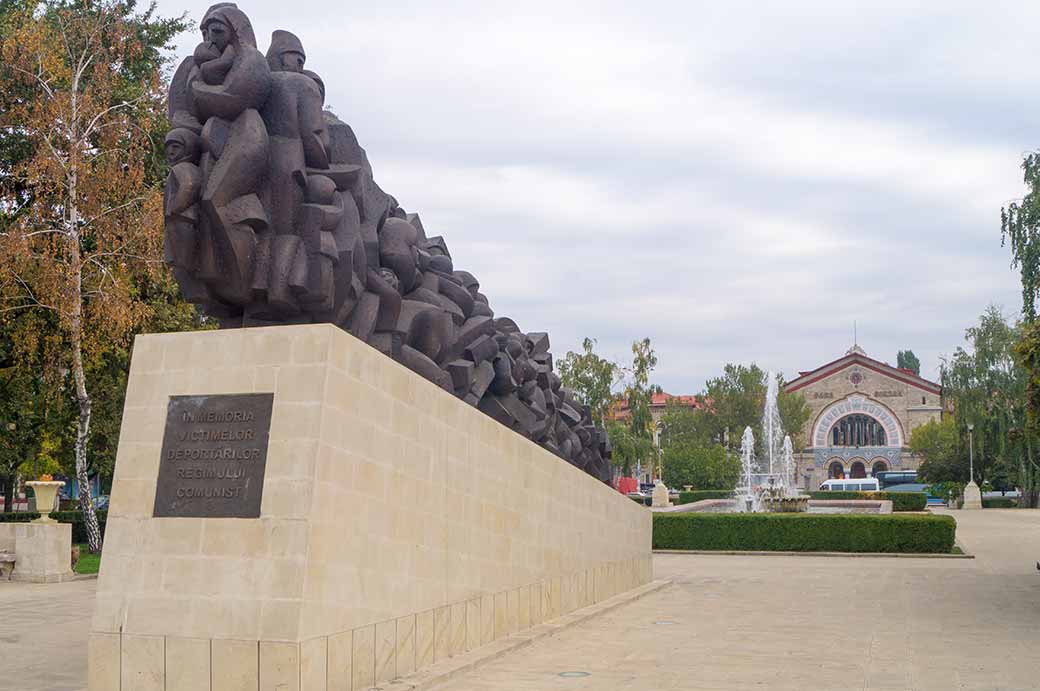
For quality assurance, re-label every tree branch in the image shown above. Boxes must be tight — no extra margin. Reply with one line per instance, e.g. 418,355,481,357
81,96,145,143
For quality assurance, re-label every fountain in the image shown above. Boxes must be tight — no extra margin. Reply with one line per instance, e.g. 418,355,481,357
737,427,758,512
733,373,809,513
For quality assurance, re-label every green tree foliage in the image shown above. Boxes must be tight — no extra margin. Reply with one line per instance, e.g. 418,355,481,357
0,1,191,536
1001,152,1040,507
1002,152,1040,322
661,442,739,491
605,421,653,478
692,364,811,453
606,338,661,478
909,417,966,482
938,307,1032,502
623,337,659,439
897,349,921,375
658,397,702,448
557,337,621,427
777,388,812,449
615,339,657,478
0,310,72,511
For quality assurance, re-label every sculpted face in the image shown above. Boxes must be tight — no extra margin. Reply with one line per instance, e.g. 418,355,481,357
202,18,231,52
165,140,185,165
164,129,199,166
279,50,305,73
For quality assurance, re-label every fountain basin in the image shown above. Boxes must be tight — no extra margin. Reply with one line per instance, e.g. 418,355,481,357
655,498,892,515
759,496,810,513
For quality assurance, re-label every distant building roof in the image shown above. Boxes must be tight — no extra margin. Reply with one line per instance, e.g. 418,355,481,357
608,391,704,420
785,345,941,395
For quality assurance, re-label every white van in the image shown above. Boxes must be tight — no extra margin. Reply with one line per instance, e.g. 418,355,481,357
818,478,880,492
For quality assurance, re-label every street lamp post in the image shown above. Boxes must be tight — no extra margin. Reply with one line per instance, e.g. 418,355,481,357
968,423,974,483
963,423,982,509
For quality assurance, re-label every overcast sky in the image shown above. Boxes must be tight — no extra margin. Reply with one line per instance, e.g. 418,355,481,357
158,0,1032,393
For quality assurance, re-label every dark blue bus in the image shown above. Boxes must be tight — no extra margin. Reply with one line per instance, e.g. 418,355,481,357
875,470,917,490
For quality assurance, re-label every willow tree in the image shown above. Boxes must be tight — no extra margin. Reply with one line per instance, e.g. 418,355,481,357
0,0,185,550
1001,156,1040,507
939,307,1029,496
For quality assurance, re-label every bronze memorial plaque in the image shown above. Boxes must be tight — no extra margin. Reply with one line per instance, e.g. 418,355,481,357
153,393,274,518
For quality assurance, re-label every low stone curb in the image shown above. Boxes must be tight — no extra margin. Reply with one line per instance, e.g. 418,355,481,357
653,549,974,559
376,579,673,691
4,571,99,584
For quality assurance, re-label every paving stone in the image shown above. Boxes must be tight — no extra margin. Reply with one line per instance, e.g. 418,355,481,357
5,509,1040,691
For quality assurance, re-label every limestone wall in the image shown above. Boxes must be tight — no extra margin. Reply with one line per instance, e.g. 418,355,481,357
89,324,651,690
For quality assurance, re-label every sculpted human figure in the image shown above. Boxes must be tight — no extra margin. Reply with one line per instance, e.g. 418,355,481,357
165,3,272,317
162,8,614,483
162,128,208,304
255,30,338,316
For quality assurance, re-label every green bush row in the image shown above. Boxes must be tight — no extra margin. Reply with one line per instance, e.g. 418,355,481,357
982,498,1018,508
677,490,734,504
0,510,108,543
807,491,927,512
652,512,956,553
627,490,735,506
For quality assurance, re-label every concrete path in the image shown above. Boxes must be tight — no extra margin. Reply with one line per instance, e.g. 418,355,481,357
0,577,96,691
3,509,1038,690
431,509,1040,691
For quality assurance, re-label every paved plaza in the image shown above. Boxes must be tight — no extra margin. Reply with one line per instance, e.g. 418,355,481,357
430,509,1040,691
3,509,1039,691
0,578,95,691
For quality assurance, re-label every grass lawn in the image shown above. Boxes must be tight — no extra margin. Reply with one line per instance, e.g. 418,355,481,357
74,544,101,575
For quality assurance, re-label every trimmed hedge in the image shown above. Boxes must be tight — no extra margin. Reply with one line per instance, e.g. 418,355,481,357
677,490,733,504
628,495,651,506
653,512,956,553
982,498,1018,508
0,510,107,543
808,491,927,512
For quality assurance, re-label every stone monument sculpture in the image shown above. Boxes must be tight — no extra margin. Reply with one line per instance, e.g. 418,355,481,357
163,3,613,483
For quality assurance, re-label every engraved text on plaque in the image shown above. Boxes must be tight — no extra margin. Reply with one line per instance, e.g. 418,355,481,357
153,393,274,518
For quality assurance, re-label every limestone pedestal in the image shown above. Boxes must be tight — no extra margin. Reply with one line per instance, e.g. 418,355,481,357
8,522,74,583
962,481,983,510
652,480,671,508
89,325,652,691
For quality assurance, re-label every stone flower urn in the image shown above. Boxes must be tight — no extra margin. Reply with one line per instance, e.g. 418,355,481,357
25,480,64,523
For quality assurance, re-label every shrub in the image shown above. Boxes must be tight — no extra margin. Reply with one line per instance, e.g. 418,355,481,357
982,497,1018,508
653,512,956,553
677,490,734,504
929,481,965,502
0,512,36,524
661,442,739,491
807,491,926,512
0,510,107,543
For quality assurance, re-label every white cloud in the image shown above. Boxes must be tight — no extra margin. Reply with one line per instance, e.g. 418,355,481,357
159,0,1027,393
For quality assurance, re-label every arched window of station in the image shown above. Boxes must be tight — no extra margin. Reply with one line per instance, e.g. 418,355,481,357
827,461,844,479
871,460,888,477
830,414,887,447
850,461,867,479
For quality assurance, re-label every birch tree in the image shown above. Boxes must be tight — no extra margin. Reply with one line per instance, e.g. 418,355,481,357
0,0,184,550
